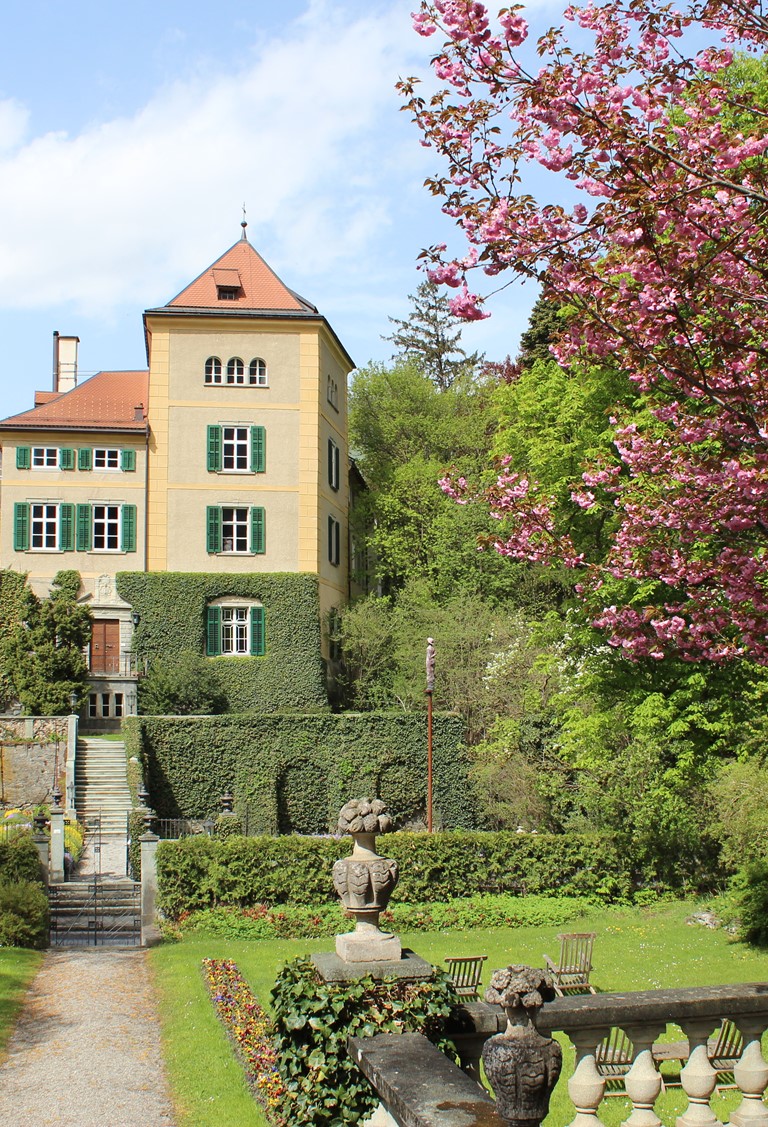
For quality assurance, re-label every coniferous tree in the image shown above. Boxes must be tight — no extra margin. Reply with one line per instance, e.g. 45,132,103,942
383,279,482,389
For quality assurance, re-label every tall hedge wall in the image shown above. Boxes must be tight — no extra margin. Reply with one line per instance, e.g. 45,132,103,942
116,571,327,712
155,830,632,918
124,711,472,832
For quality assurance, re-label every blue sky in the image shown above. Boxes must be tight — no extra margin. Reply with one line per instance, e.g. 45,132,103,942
0,0,557,418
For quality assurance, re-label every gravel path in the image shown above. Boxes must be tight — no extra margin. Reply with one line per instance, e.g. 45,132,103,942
0,948,176,1127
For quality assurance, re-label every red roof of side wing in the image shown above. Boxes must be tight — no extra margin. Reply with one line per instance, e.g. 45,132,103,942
0,370,149,432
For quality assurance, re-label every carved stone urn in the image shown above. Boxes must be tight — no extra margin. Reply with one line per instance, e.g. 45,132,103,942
332,798,400,963
482,965,562,1127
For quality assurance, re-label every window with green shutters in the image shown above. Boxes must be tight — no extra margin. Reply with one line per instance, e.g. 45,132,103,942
205,603,265,656
328,515,341,566
13,503,29,550
121,449,136,472
59,448,76,471
206,506,266,554
328,438,340,491
78,448,92,471
16,447,31,470
206,425,266,473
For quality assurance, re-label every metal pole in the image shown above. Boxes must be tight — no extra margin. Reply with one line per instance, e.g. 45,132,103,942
426,638,435,833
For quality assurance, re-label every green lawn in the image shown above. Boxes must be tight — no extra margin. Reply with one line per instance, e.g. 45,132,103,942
0,949,44,1061
148,900,768,1127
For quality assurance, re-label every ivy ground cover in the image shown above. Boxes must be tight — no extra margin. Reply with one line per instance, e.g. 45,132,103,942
149,901,768,1127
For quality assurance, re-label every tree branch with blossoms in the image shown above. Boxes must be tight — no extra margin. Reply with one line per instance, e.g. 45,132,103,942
403,0,768,662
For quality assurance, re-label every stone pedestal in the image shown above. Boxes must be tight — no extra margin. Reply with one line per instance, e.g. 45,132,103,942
312,949,432,984
140,832,161,947
49,805,65,883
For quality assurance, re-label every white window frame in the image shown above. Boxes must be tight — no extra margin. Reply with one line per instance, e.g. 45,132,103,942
32,447,60,469
31,502,60,549
222,427,250,472
92,504,120,552
221,606,250,654
205,357,223,384
249,358,268,386
93,448,120,471
226,357,245,385
221,506,249,553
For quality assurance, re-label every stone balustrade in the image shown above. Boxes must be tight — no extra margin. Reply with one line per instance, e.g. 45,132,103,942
451,984,768,1127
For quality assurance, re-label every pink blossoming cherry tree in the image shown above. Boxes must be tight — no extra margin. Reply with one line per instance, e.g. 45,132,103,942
401,0,768,661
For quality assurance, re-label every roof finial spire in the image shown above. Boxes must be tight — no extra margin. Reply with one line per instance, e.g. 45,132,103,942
240,203,248,241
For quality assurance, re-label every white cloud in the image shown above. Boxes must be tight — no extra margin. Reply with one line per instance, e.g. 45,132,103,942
0,1,423,313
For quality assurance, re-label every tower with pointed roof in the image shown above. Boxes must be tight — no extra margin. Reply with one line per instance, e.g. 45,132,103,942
0,229,353,723
142,228,352,614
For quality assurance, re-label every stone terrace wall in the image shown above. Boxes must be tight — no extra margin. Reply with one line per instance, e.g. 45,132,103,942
0,716,70,808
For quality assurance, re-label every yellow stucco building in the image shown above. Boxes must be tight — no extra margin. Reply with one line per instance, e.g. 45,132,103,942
0,229,353,722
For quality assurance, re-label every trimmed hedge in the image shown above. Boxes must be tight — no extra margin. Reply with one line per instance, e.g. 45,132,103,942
155,830,632,919
116,571,328,713
124,711,471,833
0,881,49,948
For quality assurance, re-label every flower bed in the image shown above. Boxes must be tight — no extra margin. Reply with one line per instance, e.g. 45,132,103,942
201,958,287,1124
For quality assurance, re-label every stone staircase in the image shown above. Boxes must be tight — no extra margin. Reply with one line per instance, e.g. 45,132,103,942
49,879,141,946
75,736,132,839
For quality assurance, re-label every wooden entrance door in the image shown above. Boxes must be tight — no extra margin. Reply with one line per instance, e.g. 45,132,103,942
90,620,120,674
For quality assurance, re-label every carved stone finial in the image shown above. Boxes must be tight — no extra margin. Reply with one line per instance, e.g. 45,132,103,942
333,798,400,964
482,965,562,1127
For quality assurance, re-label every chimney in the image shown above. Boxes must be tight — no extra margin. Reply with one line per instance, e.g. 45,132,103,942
134,405,144,422
52,332,80,393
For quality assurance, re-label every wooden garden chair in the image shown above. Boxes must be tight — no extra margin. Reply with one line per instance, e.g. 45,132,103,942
709,1019,743,1089
543,932,597,996
595,1027,635,1095
445,955,487,1001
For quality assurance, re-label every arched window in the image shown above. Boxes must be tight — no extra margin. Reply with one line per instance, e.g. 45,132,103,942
226,357,245,384
204,357,222,384
205,600,265,656
249,357,268,386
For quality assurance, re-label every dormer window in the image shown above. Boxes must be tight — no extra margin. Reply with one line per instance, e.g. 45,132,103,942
212,268,243,303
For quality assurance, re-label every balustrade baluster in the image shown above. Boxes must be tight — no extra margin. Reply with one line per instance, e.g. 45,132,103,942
677,1019,718,1127
566,1027,609,1127
623,1023,665,1127
731,1017,768,1127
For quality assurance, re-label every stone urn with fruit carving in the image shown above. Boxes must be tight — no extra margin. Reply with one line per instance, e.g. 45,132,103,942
332,798,400,963
482,965,562,1127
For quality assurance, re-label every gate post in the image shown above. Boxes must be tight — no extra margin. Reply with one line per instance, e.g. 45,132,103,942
140,832,161,947
50,804,65,883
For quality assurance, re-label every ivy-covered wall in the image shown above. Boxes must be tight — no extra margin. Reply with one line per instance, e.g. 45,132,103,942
116,572,328,712
124,712,473,832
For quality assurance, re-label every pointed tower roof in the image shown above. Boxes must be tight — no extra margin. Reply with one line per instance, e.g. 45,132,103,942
157,235,317,315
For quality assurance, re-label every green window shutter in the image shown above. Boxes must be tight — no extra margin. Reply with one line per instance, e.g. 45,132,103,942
59,504,75,551
121,448,136,473
78,448,92,471
13,503,29,550
76,504,92,551
250,606,266,656
251,426,266,473
207,426,222,472
206,606,221,656
121,504,137,552
206,506,221,553
251,506,266,554
60,448,76,471
16,447,31,470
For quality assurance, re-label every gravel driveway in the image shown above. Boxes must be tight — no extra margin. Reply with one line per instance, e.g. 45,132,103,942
0,948,176,1127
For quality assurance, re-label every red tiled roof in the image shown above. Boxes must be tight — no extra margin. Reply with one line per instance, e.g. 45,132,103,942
163,237,317,313
0,370,149,432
